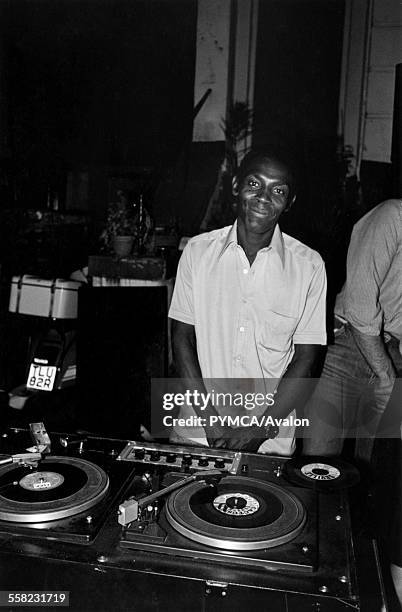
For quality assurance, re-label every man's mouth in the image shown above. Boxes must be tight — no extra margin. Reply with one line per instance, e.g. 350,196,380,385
248,203,272,217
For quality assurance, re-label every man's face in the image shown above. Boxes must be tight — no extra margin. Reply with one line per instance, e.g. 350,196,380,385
233,157,295,234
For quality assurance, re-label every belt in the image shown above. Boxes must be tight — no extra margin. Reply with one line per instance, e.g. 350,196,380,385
334,315,401,349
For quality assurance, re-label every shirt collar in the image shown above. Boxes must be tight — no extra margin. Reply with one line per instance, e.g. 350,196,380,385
218,221,238,257
218,220,286,267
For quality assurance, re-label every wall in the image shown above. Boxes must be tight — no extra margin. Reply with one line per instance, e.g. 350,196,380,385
339,0,402,174
193,0,258,151
364,0,402,163
253,0,344,171
193,0,232,142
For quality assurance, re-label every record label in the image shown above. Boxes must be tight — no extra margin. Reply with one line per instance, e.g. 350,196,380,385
213,493,260,516
300,463,340,481
19,471,64,491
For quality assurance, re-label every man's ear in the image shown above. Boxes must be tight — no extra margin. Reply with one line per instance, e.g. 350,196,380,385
285,194,296,212
232,175,239,196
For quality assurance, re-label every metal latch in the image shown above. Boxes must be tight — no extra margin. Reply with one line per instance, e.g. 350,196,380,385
205,580,229,598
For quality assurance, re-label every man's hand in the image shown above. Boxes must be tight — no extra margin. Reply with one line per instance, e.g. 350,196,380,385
221,426,262,452
204,422,262,451
373,373,396,414
350,325,397,414
203,422,229,449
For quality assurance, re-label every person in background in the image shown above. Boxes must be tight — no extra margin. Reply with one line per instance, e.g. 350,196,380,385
303,198,402,610
303,198,401,456
168,149,327,455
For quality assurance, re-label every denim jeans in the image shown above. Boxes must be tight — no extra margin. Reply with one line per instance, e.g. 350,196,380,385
303,324,402,457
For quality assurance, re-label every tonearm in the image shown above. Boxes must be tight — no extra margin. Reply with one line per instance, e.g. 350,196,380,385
118,468,226,526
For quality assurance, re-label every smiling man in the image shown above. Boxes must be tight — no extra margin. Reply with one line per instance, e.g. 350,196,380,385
168,149,327,454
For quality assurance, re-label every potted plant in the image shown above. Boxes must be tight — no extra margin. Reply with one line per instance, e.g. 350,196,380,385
100,196,138,258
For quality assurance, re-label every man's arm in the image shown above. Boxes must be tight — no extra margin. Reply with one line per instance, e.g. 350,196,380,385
341,203,400,409
171,319,227,446
225,344,324,451
171,319,203,379
350,328,396,380
264,343,324,419
350,327,396,412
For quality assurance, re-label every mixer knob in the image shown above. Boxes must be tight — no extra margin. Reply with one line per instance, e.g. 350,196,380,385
182,454,192,466
150,451,161,461
214,458,225,469
198,457,209,467
134,448,145,459
166,453,176,463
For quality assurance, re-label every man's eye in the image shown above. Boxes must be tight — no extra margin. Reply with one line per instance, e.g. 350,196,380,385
248,179,259,188
273,187,287,196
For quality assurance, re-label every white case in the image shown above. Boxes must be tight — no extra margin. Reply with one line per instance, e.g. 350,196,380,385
9,275,82,319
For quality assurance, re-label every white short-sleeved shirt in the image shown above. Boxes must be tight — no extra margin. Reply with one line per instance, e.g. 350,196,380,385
169,221,327,454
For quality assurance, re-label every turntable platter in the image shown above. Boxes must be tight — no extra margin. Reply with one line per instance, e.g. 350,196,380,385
165,476,306,551
0,456,109,523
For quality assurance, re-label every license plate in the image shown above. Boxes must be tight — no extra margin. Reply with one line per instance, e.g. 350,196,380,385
27,364,57,391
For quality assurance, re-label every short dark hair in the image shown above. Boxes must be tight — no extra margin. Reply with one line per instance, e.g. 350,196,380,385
237,147,298,194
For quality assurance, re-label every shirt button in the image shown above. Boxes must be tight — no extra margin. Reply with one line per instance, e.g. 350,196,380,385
236,356,241,361
243,268,248,274
239,326,245,332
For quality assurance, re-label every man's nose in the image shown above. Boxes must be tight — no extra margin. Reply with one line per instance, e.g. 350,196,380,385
255,183,270,199
256,189,271,203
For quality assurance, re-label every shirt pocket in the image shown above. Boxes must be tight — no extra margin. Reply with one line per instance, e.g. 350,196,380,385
260,310,298,352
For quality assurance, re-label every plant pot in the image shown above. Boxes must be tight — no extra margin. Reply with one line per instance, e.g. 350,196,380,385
112,236,134,258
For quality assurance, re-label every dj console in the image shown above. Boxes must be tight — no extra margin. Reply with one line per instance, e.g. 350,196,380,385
0,427,366,611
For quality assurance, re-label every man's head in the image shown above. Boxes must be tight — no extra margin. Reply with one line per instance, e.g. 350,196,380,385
233,149,297,235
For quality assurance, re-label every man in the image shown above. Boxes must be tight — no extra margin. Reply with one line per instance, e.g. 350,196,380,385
303,199,402,457
168,149,327,455
303,198,402,609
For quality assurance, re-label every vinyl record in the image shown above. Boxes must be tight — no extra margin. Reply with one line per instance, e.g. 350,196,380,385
283,456,360,491
165,476,306,551
0,456,109,522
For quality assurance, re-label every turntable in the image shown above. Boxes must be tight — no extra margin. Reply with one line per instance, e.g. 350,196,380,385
165,475,307,551
116,441,360,595
0,428,136,543
0,433,373,611
0,456,109,523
